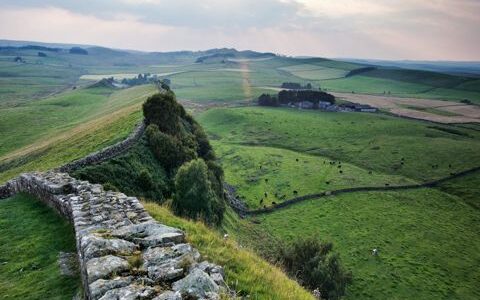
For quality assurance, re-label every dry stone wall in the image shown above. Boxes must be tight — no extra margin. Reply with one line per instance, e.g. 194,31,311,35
58,120,146,173
1,171,226,300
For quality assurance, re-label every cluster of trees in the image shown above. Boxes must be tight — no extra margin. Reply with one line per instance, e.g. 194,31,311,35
258,90,335,107
69,47,88,55
143,90,225,225
121,74,170,87
281,82,312,90
278,238,352,300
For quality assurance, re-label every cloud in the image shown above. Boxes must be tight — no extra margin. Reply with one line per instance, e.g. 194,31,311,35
0,0,478,60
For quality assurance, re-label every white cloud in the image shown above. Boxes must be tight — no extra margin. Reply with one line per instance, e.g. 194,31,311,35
0,1,478,60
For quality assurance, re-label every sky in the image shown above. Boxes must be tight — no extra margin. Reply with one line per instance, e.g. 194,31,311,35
0,0,479,60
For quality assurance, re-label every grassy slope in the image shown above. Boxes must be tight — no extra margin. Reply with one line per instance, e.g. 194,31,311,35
199,107,480,182
199,106,480,299
0,84,157,160
212,142,413,209
241,189,480,300
0,109,143,183
0,193,79,300
143,202,314,300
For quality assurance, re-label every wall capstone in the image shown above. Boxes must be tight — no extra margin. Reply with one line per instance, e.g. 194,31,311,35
1,171,227,300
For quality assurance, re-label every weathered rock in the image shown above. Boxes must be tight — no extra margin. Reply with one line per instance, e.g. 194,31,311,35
82,235,137,260
98,285,156,300
152,291,182,300
86,255,130,283
112,222,185,248
89,276,134,299
172,269,220,299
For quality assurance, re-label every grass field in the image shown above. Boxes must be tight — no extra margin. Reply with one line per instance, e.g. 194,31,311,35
0,193,79,300
232,189,480,300
0,84,157,183
212,142,414,208
199,106,480,299
199,107,480,182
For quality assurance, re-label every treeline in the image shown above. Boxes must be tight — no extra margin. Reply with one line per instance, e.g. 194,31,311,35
258,90,335,107
121,74,169,86
281,82,312,90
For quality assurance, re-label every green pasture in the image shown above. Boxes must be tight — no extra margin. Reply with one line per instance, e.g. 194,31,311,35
213,143,414,209
199,107,480,182
0,84,156,160
239,189,480,300
0,193,79,300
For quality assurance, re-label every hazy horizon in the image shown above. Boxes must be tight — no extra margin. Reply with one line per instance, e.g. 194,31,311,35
1,0,479,61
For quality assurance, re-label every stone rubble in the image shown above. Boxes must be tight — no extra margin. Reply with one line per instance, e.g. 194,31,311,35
0,171,227,300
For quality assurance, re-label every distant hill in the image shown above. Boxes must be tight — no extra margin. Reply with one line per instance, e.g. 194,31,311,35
343,58,480,76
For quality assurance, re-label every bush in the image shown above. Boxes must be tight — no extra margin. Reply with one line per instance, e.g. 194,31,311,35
146,124,196,171
137,169,154,190
143,92,184,135
173,159,225,225
279,238,352,300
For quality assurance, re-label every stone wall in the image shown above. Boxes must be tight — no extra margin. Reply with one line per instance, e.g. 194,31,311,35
1,172,226,300
58,120,146,173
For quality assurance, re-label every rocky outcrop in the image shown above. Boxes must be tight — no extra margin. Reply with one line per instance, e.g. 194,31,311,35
58,120,146,173
0,172,227,300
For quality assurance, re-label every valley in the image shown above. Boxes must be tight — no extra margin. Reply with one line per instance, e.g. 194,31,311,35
0,42,479,300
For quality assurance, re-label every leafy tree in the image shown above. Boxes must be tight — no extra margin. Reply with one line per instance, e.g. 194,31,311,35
173,159,225,225
258,94,279,107
146,124,196,171
279,238,352,300
143,92,184,135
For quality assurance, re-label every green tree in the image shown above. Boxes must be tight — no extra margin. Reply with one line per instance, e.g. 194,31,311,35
279,238,352,300
173,159,225,225
146,124,196,171
143,92,184,135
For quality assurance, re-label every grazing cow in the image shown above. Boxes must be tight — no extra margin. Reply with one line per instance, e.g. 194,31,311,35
264,192,268,197
296,158,299,162
272,201,277,205
260,199,264,204
265,178,269,183
372,248,379,256
293,190,298,195
339,170,343,174
326,181,330,185
385,183,390,187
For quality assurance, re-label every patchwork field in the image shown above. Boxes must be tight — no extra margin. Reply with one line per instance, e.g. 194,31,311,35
333,92,480,123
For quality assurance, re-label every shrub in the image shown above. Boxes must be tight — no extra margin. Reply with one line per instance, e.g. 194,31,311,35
278,238,352,300
143,92,184,135
146,124,196,172
137,169,153,190
173,159,224,225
